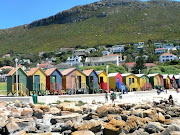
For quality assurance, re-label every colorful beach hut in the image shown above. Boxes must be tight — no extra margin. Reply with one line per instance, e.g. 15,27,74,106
45,68,63,95
162,74,171,89
83,69,99,94
135,74,152,91
96,70,108,92
27,67,47,95
121,73,139,91
174,75,180,88
6,67,29,96
148,73,164,88
169,75,177,88
108,72,123,90
62,68,87,93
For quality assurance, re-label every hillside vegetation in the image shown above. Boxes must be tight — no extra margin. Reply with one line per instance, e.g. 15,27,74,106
0,0,179,55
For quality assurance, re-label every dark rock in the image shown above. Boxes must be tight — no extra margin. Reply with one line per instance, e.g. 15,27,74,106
145,122,164,134
162,124,180,135
165,115,171,119
121,115,128,122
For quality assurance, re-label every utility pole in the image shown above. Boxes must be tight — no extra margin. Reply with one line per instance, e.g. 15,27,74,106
106,65,109,93
15,58,18,97
138,69,141,74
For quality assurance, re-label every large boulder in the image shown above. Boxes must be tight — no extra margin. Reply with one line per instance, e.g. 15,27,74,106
71,130,95,135
109,119,126,129
51,113,80,125
162,124,180,135
0,101,7,108
77,120,102,133
131,109,144,118
49,107,61,115
145,122,164,134
21,108,33,118
103,123,121,135
124,116,138,133
11,109,21,118
33,108,43,119
60,102,82,113
158,112,165,123
6,122,20,133
15,118,36,132
0,113,8,127
96,105,108,118
143,109,158,121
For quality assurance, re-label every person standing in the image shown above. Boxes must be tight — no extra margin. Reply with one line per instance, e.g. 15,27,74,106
105,91,108,102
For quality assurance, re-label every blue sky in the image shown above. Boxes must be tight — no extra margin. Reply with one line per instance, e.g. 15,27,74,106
0,0,179,29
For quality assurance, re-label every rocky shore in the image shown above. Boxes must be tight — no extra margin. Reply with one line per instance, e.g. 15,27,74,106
0,99,180,135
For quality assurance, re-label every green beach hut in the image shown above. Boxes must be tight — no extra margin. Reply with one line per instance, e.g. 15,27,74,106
6,67,29,96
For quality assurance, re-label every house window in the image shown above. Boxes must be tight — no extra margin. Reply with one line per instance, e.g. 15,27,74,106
132,78,134,83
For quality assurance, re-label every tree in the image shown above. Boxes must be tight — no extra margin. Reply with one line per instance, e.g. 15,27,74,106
132,49,145,74
1,68,12,74
3,57,14,66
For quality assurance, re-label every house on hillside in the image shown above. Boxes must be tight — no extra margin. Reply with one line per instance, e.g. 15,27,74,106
175,46,180,50
163,43,174,50
155,48,165,54
86,48,96,53
154,43,162,48
2,54,11,58
54,63,73,71
109,45,124,53
74,49,87,56
135,55,148,62
102,51,110,56
145,63,157,71
159,53,178,63
19,59,31,65
37,63,53,69
85,55,119,66
66,55,83,67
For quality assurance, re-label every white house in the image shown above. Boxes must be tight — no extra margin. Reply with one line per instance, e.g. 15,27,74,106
175,46,180,50
85,55,119,66
102,51,110,56
163,43,174,50
86,48,97,53
155,48,165,54
74,49,87,56
66,55,83,67
110,45,124,53
154,43,162,48
159,53,178,63
135,55,148,61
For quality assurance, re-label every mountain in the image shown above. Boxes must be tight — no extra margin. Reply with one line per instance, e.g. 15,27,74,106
0,0,179,55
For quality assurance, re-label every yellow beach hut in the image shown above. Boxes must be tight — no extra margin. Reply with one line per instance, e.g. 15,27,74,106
135,74,152,91
148,73,164,88
162,74,171,89
96,70,108,92
27,67,47,95
121,73,140,91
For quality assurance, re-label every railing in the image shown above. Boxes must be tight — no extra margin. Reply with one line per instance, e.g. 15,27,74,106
33,83,48,95
71,82,89,94
141,83,152,91
12,83,29,96
50,82,65,95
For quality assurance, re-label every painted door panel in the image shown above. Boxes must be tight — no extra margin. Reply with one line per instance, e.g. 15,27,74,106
129,78,131,86
34,75,40,90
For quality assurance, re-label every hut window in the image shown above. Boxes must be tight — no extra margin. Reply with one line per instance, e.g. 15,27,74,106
132,78,134,83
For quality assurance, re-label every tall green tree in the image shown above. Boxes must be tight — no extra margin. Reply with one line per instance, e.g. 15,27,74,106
132,49,145,74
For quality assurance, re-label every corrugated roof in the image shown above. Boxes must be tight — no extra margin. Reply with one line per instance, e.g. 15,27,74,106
135,74,145,78
45,68,62,76
83,69,94,76
62,68,76,76
174,75,180,79
121,73,132,77
147,73,159,77
108,73,119,77
6,67,27,76
155,48,165,50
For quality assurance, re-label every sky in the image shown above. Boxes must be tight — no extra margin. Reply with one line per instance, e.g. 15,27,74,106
0,0,179,29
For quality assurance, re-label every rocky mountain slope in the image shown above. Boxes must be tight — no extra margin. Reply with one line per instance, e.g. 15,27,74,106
0,0,179,54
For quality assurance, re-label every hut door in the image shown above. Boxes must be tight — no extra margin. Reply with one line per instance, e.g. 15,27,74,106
14,75,20,83
71,76,76,89
90,76,94,83
100,77,103,83
77,76,81,89
34,75,40,90
129,78,131,86
116,78,119,89
51,76,56,89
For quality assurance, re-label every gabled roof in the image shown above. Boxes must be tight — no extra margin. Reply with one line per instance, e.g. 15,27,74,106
96,70,107,76
145,63,157,67
162,74,169,79
108,73,119,77
169,75,175,79
121,73,132,77
147,73,159,77
135,74,146,78
6,67,27,76
83,69,98,76
62,68,76,76
62,68,86,76
45,68,62,76
27,67,46,76
160,53,177,57
174,75,180,79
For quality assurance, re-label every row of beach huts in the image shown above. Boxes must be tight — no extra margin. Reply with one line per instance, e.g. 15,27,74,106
6,67,180,96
